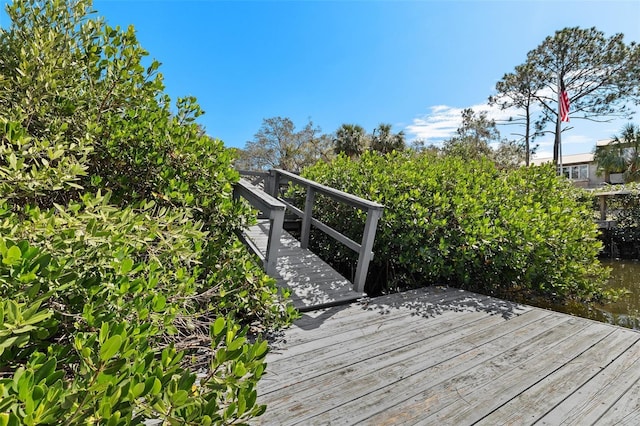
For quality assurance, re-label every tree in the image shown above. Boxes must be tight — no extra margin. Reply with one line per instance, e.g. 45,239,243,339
493,140,526,170
333,123,368,158
240,116,329,171
442,108,499,160
490,63,545,166
594,123,640,183
370,123,405,154
502,27,640,166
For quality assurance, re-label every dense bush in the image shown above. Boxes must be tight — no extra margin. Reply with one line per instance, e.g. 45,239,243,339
0,0,296,424
299,151,608,302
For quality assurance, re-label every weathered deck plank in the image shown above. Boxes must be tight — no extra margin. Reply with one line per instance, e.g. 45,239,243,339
473,328,637,425
535,342,640,424
245,220,363,311
254,287,640,425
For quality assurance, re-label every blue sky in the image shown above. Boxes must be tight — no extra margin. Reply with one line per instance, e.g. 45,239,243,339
2,1,639,158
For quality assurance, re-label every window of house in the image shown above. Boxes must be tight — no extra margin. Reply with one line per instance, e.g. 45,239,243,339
560,164,589,180
578,164,588,179
571,166,579,179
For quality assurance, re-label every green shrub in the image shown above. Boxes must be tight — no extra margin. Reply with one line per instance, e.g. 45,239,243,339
0,193,295,423
0,0,297,423
299,151,608,302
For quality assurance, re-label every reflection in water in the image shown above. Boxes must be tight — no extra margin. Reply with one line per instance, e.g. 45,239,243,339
550,259,640,330
597,259,640,329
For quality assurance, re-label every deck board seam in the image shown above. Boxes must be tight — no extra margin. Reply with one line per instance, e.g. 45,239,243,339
470,327,620,425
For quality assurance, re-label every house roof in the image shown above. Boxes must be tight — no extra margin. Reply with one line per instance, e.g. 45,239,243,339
596,138,614,147
531,152,594,166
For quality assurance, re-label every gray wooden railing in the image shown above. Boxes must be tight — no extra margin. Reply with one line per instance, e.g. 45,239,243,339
233,177,285,276
236,170,270,188
591,189,631,229
235,169,384,293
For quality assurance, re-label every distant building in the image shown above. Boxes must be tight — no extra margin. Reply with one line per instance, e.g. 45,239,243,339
531,139,622,188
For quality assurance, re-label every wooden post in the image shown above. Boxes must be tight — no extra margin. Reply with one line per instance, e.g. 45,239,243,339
267,169,278,198
265,207,284,276
300,187,315,249
353,208,383,293
599,195,607,221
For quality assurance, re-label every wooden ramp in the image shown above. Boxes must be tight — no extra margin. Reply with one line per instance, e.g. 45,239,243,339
244,220,364,311
255,286,640,425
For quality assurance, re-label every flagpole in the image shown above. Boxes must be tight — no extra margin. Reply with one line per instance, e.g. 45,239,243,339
557,75,571,177
557,75,563,175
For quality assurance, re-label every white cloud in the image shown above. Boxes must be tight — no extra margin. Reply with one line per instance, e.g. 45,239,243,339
563,133,592,145
405,102,519,145
405,99,639,155
532,150,553,160
405,105,462,142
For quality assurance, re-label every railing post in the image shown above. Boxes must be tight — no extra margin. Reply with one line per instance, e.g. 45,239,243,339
599,195,607,221
267,169,278,198
353,208,383,293
300,187,315,249
265,207,285,276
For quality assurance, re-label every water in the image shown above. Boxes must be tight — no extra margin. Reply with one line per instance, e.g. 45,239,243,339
596,259,640,329
554,259,640,330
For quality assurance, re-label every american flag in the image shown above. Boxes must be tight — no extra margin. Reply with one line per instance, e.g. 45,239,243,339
560,82,570,122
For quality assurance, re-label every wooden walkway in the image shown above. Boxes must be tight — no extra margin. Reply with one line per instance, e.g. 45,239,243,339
256,286,640,425
244,220,364,311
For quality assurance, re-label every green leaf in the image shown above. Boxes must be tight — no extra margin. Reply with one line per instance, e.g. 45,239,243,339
34,357,57,384
212,317,225,337
3,245,22,265
131,382,145,398
8,152,17,170
237,392,246,417
99,335,123,361
254,340,268,358
171,389,188,406
0,335,22,351
152,294,166,312
12,325,36,334
151,377,162,395
120,258,134,275
234,361,247,377
106,412,121,426
227,336,246,352
23,310,52,326
100,322,109,344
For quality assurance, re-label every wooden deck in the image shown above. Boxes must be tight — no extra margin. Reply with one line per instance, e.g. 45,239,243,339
256,286,640,425
244,220,364,311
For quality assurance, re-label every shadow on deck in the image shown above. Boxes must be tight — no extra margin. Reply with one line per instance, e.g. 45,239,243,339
257,286,640,425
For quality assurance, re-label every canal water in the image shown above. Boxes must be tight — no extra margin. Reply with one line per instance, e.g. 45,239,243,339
553,259,640,330
597,259,640,329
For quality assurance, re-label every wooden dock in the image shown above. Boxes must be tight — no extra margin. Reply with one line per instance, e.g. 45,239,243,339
244,220,364,311
256,286,640,425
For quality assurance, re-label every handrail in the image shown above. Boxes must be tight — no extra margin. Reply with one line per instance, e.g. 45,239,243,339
233,178,285,276
272,169,384,212
588,189,631,221
236,170,269,187
270,168,384,293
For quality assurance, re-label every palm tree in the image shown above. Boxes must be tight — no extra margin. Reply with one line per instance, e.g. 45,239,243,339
333,124,367,158
594,124,640,183
618,124,640,182
371,123,405,154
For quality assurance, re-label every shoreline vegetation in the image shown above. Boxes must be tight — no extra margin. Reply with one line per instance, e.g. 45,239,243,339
298,152,610,304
